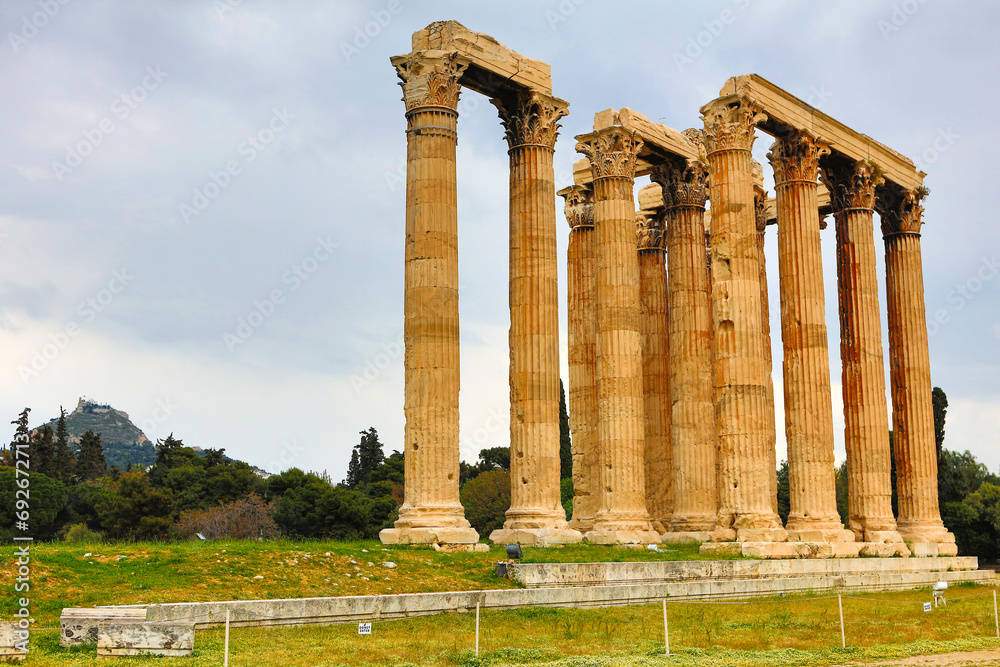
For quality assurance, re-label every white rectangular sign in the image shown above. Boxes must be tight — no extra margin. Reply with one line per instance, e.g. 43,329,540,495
923,602,932,612
358,622,372,635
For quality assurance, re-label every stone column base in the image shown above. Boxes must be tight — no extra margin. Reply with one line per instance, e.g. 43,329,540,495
859,542,911,557
711,526,788,543
660,531,713,544
898,522,957,554
786,526,857,543
489,527,583,546
863,529,907,545
907,541,959,557
701,541,863,559
584,529,662,545
568,518,595,533
379,526,480,546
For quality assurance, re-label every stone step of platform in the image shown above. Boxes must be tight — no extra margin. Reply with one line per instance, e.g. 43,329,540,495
60,607,147,647
96,621,194,658
120,562,995,629
508,556,981,588
0,622,28,662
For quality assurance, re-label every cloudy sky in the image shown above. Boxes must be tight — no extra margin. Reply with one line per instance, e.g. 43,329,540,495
2,0,998,481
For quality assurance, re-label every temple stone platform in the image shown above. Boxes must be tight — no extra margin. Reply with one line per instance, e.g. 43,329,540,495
507,556,983,588
80,557,993,630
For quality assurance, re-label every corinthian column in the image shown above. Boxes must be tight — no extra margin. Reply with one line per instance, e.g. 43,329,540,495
486,91,581,546
576,127,660,544
876,186,957,555
381,51,478,546
768,130,853,543
651,160,717,540
821,159,905,548
560,185,598,532
700,97,785,543
637,209,672,533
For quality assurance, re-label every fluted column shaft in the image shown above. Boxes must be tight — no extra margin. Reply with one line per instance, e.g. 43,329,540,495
821,160,901,544
576,127,659,544
768,130,850,542
383,52,477,544
489,93,580,545
877,187,956,552
562,186,598,532
653,162,717,536
637,212,672,533
701,98,785,542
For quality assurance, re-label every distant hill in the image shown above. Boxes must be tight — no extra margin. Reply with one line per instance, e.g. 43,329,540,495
33,397,157,470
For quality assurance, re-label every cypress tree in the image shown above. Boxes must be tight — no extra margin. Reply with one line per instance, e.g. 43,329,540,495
77,430,108,480
54,406,75,483
558,380,572,479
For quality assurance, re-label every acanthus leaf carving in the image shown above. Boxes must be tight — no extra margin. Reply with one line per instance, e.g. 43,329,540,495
753,186,769,233
650,160,709,210
493,91,568,150
700,97,766,153
395,51,467,111
876,184,928,237
559,185,594,230
767,128,830,185
820,159,885,213
576,127,643,181
635,211,665,251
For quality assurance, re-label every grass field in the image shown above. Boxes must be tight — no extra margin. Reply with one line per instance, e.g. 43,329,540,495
4,539,999,665
1,539,717,627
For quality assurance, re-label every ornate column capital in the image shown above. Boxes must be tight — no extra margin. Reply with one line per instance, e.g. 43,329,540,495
393,51,468,111
558,185,594,230
575,127,643,180
767,129,830,185
636,210,665,251
820,159,885,213
700,96,766,153
650,160,709,210
753,185,769,233
492,91,568,151
876,185,928,238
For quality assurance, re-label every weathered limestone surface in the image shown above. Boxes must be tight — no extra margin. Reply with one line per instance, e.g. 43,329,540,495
490,91,581,546
577,123,660,544
821,158,904,547
96,622,194,658
381,51,478,546
877,186,956,554
61,607,147,647
700,97,785,543
651,161,717,541
561,185,598,533
636,208,673,533
0,622,27,661
768,130,853,544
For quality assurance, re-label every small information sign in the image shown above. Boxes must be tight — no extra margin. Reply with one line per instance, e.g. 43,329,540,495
358,623,372,634
923,602,932,612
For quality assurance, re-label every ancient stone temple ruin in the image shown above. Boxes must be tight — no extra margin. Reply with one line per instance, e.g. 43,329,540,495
381,21,957,558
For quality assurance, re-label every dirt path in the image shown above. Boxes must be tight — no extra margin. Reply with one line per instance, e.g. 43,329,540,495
835,650,1000,666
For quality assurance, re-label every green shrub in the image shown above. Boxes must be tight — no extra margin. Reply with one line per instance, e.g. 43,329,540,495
64,523,103,543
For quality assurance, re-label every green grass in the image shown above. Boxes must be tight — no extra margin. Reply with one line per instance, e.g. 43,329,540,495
1,539,742,627
15,587,1000,665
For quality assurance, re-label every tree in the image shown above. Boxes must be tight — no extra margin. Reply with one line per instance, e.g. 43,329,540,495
776,460,790,524
76,430,107,481
267,467,388,539
344,428,385,489
834,460,849,527
932,387,948,459
174,494,281,540
938,449,996,509
94,470,172,539
9,408,30,461
460,468,510,538
559,380,572,480
30,425,56,479
0,470,68,541
944,482,1000,559
53,407,75,483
